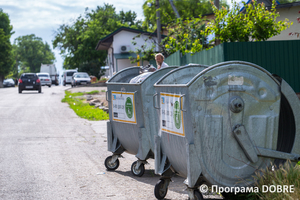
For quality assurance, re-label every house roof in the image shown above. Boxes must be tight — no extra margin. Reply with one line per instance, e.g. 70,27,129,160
95,26,159,51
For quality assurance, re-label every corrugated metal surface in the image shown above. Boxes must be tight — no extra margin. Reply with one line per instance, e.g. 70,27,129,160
154,40,300,92
224,40,300,92
149,59,157,68
165,50,181,66
183,44,224,66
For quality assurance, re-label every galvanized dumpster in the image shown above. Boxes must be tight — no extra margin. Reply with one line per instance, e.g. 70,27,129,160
153,61,300,200
104,66,177,176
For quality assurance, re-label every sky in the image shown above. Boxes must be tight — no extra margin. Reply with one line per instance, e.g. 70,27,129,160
1,0,233,76
1,0,146,75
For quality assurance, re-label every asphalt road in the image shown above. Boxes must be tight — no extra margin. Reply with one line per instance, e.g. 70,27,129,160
0,85,222,200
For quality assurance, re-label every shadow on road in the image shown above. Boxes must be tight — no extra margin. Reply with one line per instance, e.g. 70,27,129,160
110,169,223,200
18,92,43,94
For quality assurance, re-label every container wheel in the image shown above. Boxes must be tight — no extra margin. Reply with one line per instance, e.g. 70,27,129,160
194,190,204,200
154,179,168,199
131,161,145,177
104,156,119,171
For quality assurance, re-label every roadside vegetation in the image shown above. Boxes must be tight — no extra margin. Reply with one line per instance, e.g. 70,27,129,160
61,90,109,121
251,161,300,200
222,161,300,200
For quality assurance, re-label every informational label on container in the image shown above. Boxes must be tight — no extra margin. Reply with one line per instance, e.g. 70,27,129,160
160,93,185,137
111,91,136,124
228,75,244,85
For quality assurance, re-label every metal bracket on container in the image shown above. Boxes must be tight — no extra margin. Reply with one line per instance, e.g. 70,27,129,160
233,125,258,163
135,160,148,170
153,93,160,109
257,148,300,162
233,125,300,162
179,94,186,112
120,87,126,97
133,91,137,103
106,91,110,102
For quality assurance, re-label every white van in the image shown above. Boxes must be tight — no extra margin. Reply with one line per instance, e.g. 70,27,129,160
63,69,78,86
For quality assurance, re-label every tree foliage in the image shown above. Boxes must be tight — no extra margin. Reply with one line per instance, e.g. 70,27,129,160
206,0,292,43
13,34,56,74
53,4,143,78
0,9,14,86
130,16,209,64
163,17,209,56
142,0,228,30
130,0,225,63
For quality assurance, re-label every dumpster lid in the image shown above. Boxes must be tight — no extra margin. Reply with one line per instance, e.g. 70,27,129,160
107,66,178,85
107,67,140,83
155,64,209,86
187,61,280,87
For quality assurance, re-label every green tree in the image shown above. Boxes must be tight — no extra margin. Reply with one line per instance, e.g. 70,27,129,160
0,9,14,87
163,17,209,56
142,0,228,30
13,34,56,73
129,0,229,63
206,0,292,43
119,10,143,27
130,16,209,64
53,4,143,78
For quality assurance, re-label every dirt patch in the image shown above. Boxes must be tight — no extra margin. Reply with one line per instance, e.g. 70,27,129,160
68,86,108,107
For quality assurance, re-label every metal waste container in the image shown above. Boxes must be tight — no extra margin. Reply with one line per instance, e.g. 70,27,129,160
104,66,177,176
153,61,300,200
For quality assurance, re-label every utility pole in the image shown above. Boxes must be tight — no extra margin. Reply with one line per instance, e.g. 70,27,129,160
156,0,161,52
168,0,180,18
214,0,219,9
214,0,220,45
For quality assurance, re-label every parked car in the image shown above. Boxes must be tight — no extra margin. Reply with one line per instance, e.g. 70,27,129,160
63,69,78,86
3,78,15,87
36,73,51,87
71,72,91,87
18,73,41,93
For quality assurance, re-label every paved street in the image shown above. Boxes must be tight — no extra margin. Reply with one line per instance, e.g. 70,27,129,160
0,85,198,200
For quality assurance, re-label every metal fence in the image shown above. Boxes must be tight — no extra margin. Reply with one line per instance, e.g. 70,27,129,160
158,40,300,92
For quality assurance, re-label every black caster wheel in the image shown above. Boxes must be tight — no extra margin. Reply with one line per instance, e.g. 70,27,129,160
131,161,145,177
154,179,168,199
194,190,204,200
104,156,119,171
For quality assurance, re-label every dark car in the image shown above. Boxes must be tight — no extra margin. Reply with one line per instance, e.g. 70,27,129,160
18,73,41,93
3,78,15,87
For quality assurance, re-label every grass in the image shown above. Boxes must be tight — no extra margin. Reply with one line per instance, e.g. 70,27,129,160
252,160,300,200
222,161,300,200
62,90,109,121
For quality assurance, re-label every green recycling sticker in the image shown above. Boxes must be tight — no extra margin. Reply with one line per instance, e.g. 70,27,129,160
173,101,181,129
125,97,133,119
112,91,136,124
160,93,185,136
